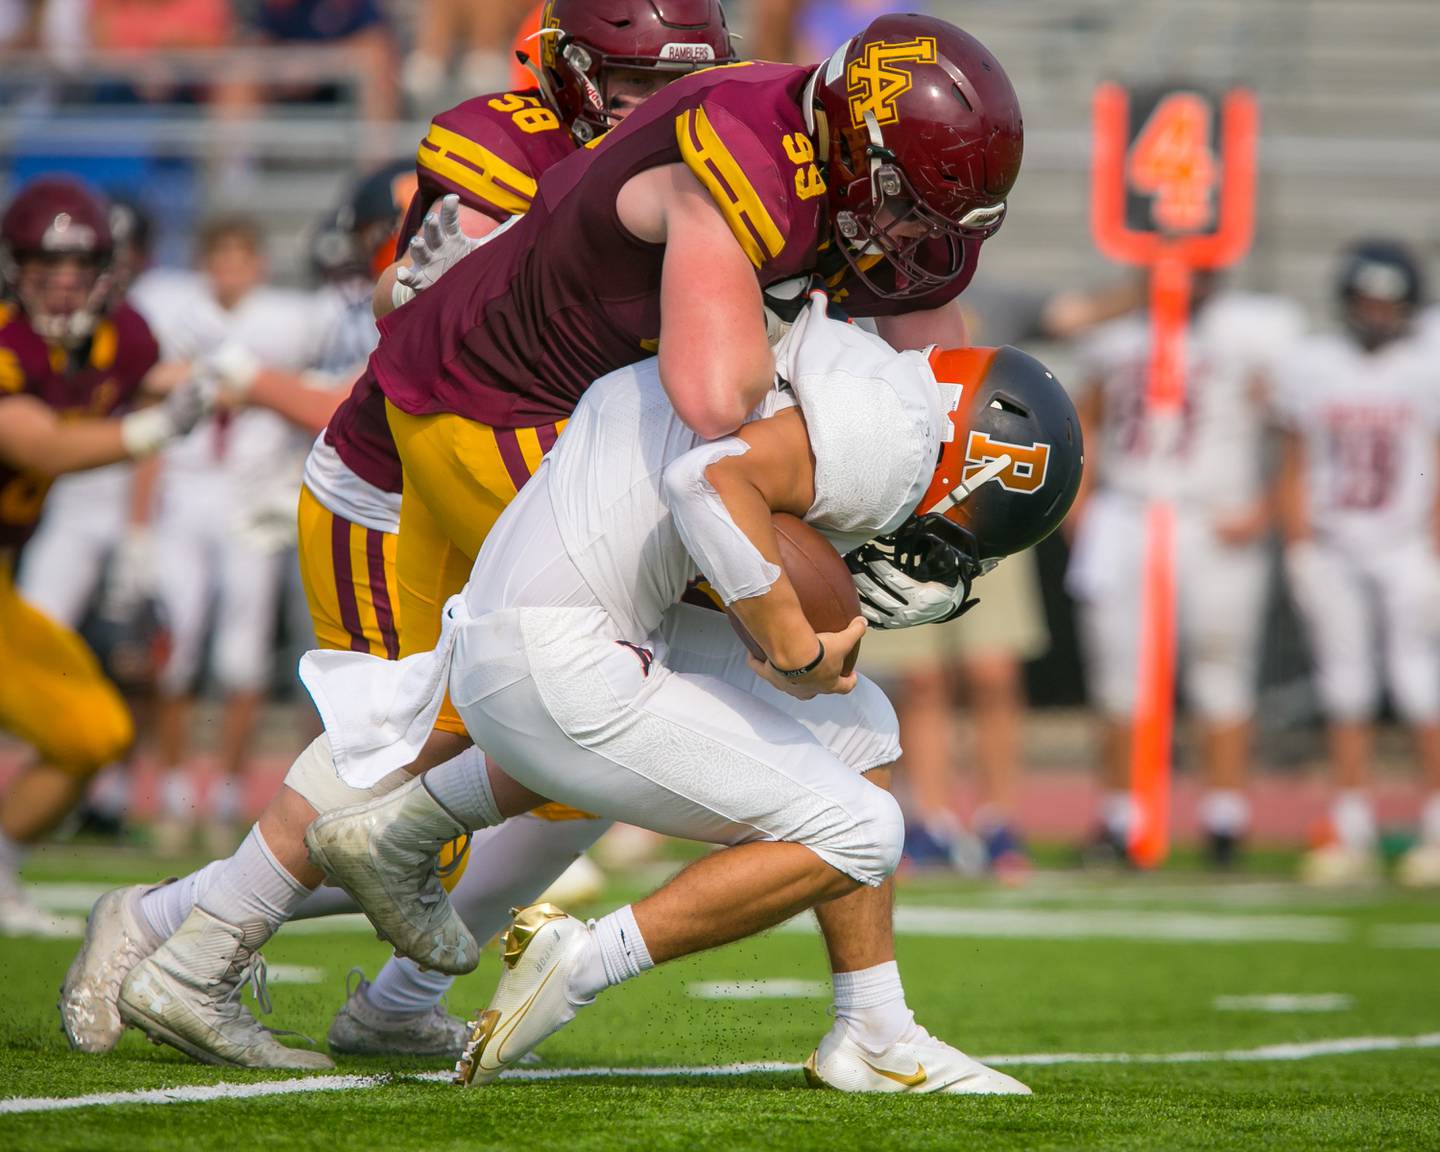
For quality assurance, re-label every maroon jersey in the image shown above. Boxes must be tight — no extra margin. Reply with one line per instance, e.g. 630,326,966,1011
329,89,578,493
0,301,157,550
369,61,983,431
398,89,578,250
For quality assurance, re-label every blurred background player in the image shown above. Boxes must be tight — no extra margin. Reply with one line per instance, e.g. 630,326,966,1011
1277,239,1440,888
0,176,208,934
1067,270,1304,867
141,215,329,855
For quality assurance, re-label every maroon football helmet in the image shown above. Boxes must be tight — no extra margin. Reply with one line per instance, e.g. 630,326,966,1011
810,14,1023,300
531,0,736,142
1,176,115,344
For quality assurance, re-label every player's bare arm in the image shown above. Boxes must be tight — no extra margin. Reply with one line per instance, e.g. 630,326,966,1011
874,297,969,352
667,406,863,698
0,391,199,475
621,163,774,439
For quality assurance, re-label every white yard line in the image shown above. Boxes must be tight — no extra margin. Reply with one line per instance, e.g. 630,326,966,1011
688,980,830,1000
4,1034,1439,1116
1212,993,1354,1013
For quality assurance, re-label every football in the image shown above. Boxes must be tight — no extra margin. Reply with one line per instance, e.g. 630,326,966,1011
727,512,863,676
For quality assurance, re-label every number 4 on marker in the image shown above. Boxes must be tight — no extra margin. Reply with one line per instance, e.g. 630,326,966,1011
1127,93,1219,234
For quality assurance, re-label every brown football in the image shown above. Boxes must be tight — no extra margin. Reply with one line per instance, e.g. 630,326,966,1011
727,512,863,676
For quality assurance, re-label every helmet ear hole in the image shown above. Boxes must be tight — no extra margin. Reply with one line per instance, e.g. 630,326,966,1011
989,394,1030,418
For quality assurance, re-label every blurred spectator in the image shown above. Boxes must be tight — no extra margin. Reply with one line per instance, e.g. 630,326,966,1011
1276,239,1440,889
88,0,231,104
403,0,532,112
132,215,325,855
1067,270,1304,867
861,552,1049,879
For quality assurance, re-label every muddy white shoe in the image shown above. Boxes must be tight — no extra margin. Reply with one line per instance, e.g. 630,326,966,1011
1300,844,1382,887
0,882,81,938
454,904,593,1087
305,779,478,975
1398,843,1440,889
327,969,470,1057
117,907,333,1069
803,1020,1031,1095
60,883,166,1052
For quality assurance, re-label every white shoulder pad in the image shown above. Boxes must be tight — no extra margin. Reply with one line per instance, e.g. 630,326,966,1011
777,295,944,543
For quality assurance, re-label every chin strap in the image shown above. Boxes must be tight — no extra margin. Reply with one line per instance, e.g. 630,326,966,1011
927,453,1013,518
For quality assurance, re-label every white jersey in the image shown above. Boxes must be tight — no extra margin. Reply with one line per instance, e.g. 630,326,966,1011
1075,291,1304,512
532,307,943,642
1275,331,1440,551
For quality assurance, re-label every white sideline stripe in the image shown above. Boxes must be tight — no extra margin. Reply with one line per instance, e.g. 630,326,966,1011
1371,924,1440,949
689,980,829,1000
1212,994,1353,1013
779,906,1350,944
4,1034,1439,1115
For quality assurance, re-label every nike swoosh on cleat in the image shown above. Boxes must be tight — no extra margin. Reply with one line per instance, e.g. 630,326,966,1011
859,1057,927,1088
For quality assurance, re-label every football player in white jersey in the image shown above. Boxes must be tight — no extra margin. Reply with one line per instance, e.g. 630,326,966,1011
102,298,1082,1089
1067,271,1304,865
142,216,334,855
1277,240,1440,888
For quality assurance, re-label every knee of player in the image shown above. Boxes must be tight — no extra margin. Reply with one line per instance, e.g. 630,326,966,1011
847,783,905,884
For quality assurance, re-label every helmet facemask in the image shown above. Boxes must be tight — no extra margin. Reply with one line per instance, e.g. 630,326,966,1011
833,111,1006,301
6,251,113,347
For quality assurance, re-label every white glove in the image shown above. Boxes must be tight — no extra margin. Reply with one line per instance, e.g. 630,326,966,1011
99,527,157,623
202,341,262,401
395,194,483,295
119,373,217,456
852,554,977,629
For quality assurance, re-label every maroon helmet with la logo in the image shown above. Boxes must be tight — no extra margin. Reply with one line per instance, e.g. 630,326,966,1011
1,176,116,345
532,0,737,143
810,14,1023,300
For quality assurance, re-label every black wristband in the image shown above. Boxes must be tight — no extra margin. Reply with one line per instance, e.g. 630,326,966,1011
772,639,825,679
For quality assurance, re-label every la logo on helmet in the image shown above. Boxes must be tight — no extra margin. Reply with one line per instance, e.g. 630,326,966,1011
963,431,1051,494
846,37,938,128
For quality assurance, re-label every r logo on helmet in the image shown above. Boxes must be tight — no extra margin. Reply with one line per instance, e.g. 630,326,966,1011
964,430,1051,494
846,37,938,128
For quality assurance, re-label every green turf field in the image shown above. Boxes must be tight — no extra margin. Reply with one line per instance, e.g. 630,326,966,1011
2,845,1437,1151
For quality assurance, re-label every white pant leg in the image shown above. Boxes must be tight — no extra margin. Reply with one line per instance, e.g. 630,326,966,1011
153,512,214,697
658,601,901,774
450,607,904,887
16,514,112,627
1290,542,1378,722
212,530,282,693
1370,545,1440,724
1176,520,1266,723
1070,496,1145,719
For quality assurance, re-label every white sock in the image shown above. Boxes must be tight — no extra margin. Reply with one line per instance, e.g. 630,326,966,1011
1421,791,1440,846
423,747,502,829
139,859,227,939
1101,790,1138,840
194,827,313,948
832,960,913,1050
1332,789,1377,850
89,766,130,818
211,776,242,825
567,905,652,1002
0,831,25,889
365,956,456,1015
1200,789,1250,837
161,769,195,821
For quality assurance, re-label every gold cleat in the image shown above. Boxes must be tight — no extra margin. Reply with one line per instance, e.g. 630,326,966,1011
500,903,569,969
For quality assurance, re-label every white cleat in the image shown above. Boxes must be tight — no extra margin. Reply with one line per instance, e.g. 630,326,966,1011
1397,843,1440,889
118,907,333,1069
803,1020,1032,1095
454,904,593,1087
0,884,82,939
305,779,479,975
1300,844,1382,888
327,969,470,1057
60,884,165,1052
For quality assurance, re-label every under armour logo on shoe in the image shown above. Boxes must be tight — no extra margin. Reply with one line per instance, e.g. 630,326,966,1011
615,641,654,677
